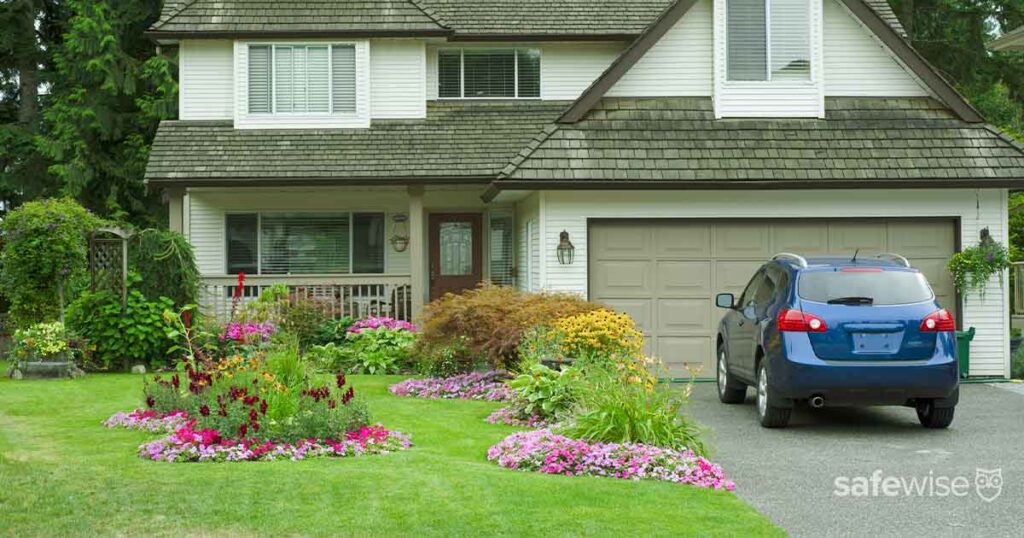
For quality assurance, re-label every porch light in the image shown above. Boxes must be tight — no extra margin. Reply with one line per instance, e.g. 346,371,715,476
556,230,575,265
390,214,410,253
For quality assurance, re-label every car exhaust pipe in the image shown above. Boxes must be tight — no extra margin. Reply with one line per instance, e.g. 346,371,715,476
809,395,825,409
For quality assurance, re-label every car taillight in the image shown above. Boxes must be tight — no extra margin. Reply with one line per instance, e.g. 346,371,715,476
920,309,955,332
777,309,828,332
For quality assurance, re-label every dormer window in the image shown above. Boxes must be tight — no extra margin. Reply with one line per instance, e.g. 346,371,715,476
726,0,810,82
247,44,356,114
437,48,541,99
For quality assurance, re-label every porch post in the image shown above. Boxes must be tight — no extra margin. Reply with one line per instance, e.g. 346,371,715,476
166,188,185,233
408,185,426,319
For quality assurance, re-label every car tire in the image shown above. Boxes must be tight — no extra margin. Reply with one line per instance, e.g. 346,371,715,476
916,401,955,429
717,347,746,404
756,363,791,428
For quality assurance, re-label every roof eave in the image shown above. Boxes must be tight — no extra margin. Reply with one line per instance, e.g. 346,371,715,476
144,29,455,41
145,175,495,189
989,28,1024,51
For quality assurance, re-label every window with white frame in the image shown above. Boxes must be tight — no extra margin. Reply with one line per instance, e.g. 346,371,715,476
438,48,541,99
726,0,810,82
488,210,515,287
248,44,357,114
226,213,385,275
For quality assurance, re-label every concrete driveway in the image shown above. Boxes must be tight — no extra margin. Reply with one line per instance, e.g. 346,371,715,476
687,382,1023,537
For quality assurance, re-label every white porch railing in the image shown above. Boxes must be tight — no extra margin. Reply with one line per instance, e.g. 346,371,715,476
198,275,414,322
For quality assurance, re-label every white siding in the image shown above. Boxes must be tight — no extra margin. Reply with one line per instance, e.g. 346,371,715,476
607,0,713,97
233,40,371,129
823,0,929,96
179,40,234,120
541,43,624,100
186,188,412,275
515,193,541,292
370,39,427,118
529,189,1010,378
712,0,825,117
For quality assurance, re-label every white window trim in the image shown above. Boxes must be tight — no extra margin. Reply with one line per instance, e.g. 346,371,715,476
723,0,814,85
437,47,543,100
225,210,388,276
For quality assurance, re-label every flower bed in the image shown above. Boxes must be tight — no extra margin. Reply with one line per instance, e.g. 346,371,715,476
487,430,735,490
388,372,512,401
105,409,193,433
485,407,551,429
140,424,412,463
348,317,417,334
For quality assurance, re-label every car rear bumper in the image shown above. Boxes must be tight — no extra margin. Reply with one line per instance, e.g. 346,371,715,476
768,334,960,406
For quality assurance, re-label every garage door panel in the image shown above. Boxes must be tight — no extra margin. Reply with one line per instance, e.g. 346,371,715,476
657,337,712,378
888,221,956,257
591,260,652,297
912,258,957,316
591,224,651,260
773,223,830,255
715,261,764,296
655,261,711,297
714,224,771,259
653,223,710,258
657,298,711,334
828,223,887,254
602,298,653,335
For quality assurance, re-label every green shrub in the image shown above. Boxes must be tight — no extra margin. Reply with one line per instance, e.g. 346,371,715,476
313,316,355,346
1012,346,1024,380
308,327,415,375
240,286,332,351
129,229,200,306
559,367,707,457
66,281,176,370
508,363,581,420
414,284,599,373
0,198,104,327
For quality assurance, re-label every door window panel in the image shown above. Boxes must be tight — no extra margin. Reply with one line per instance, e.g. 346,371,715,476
439,222,473,276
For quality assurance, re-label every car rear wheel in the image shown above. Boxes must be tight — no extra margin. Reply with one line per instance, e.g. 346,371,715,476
916,401,955,429
756,364,791,428
717,347,746,404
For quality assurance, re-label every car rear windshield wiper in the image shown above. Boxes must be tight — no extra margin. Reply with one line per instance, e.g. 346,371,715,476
827,296,874,305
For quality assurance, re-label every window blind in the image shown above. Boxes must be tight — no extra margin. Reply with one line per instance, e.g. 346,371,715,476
306,46,330,113
438,50,462,98
488,211,515,287
352,213,385,274
516,50,541,98
248,46,272,113
769,0,810,80
226,214,259,274
437,49,541,98
332,45,356,113
727,0,767,81
464,50,515,98
260,214,351,275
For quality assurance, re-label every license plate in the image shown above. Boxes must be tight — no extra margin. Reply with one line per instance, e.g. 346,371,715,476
852,332,899,354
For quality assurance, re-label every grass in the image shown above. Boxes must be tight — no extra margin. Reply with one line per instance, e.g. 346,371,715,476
0,363,781,537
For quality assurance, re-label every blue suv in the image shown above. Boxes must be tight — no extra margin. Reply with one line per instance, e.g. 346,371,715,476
714,253,959,429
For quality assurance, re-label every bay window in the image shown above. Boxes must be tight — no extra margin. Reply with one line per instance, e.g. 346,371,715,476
726,0,810,82
226,213,385,275
248,44,356,114
438,48,541,99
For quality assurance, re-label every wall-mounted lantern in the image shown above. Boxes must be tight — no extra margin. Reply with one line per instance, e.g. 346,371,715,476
390,214,410,253
556,230,575,265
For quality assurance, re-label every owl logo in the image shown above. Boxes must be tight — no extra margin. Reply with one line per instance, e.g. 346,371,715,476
975,468,1002,502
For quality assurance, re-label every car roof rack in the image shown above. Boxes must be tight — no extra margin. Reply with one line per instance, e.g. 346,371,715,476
771,252,808,268
875,253,911,267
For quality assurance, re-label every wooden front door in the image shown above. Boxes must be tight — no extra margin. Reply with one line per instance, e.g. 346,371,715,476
429,213,483,300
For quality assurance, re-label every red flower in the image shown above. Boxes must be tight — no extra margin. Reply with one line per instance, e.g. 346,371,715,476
259,400,268,415
171,375,180,390
145,396,155,408
239,423,248,437
249,409,259,423
335,373,346,389
328,399,336,409
199,405,210,417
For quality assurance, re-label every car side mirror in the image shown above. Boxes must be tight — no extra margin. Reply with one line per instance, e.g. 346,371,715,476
715,293,735,309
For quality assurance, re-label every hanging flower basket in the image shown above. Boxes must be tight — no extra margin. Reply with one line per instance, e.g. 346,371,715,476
948,240,1010,300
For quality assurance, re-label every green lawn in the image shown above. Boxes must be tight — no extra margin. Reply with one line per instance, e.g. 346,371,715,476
0,364,781,536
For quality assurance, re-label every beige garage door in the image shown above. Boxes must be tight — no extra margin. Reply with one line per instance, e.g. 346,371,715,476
589,219,957,379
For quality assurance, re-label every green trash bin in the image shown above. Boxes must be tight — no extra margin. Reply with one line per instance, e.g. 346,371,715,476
955,327,976,378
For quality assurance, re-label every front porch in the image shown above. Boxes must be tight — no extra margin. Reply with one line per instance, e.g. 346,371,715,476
172,185,517,322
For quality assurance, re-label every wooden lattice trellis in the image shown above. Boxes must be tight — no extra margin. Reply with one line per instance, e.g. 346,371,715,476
88,227,132,305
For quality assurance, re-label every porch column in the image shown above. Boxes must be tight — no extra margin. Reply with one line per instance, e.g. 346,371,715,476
166,188,185,233
408,185,426,319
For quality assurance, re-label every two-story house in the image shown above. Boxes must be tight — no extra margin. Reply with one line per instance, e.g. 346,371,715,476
145,0,1024,379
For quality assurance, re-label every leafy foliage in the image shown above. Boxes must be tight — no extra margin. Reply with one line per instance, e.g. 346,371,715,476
0,198,103,327
309,327,415,375
1012,344,1024,379
508,364,581,420
128,229,199,306
414,284,599,373
65,281,175,370
312,316,355,346
947,239,1011,298
10,321,73,363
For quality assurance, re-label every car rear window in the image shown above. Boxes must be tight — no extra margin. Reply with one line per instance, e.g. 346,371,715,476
797,270,934,305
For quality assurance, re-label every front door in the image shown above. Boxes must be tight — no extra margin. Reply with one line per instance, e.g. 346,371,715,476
429,213,483,300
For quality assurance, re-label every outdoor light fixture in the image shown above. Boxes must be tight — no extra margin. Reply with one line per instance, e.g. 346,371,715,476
390,214,410,253
556,230,575,265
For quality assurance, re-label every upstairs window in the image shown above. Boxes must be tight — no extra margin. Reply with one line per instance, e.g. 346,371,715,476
726,0,810,82
438,49,541,99
248,44,356,114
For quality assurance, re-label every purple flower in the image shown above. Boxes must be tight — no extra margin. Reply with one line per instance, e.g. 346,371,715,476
389,373,512,401
348,317,417,334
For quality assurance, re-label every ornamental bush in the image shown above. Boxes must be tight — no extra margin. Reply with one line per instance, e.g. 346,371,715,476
414,284,599,372
129,229,200,307
308,317,417,375
0,198,104,327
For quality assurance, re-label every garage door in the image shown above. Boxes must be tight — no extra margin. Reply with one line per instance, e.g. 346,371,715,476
588,219,957,379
